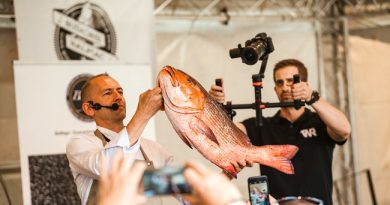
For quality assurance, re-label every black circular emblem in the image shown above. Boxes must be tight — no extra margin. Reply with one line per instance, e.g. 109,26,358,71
66,74,93,122
54,2,117,60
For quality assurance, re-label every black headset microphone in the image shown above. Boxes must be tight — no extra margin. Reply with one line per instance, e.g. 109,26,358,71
88,101,119,111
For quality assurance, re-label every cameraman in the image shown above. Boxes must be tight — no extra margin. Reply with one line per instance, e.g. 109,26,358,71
209,59,351,205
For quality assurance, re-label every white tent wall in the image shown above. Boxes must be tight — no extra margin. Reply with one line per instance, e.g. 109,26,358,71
349,36,390,205
154,20,319,204
2,13,389,204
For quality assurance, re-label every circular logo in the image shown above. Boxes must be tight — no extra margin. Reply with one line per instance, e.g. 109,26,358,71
54,2,117,60
66,74,93,122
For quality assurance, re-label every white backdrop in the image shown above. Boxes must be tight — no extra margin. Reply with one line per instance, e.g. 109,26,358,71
13,0,156,202
349,36,390,204
14,62,155,204
14,0,154,64
154,19,319,204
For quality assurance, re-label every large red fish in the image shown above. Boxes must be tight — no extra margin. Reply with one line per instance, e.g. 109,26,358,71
158,65,298,177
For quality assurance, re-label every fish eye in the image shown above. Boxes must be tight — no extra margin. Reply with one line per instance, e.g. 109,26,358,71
187,78,192,84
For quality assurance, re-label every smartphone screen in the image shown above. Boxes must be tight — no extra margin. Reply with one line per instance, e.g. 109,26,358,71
143,166,192,197
248,176,270,205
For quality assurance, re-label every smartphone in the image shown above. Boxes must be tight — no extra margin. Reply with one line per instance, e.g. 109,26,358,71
142,166,192,197
248,176,270,205
215,78,223,87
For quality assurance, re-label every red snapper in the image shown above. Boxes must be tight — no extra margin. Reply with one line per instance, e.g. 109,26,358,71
158,66,298,177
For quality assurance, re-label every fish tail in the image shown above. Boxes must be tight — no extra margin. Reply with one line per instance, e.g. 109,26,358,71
264,157,295,174
266,145,299,159
251,145,299,174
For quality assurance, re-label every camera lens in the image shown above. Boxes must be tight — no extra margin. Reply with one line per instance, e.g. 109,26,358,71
242,48,258,65
229,48,241,59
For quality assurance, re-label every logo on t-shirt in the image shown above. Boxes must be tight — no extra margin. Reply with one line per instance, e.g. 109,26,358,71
300,128,317,138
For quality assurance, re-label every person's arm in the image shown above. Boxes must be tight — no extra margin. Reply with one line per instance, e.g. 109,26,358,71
66,133,140,178
235,122,247,135
67,87,161,179
292,82,351,142
311,98,351,142
126,86,163,146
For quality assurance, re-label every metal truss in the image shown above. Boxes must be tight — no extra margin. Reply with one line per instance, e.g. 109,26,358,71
0,0,13,15
317,17,359,205
1,0,389,18
1,0,390,29
154,0,390,18
154,0,390,29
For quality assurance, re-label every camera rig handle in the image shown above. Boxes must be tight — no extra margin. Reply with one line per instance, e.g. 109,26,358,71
293,74,302,110
219,56,305,126
215,78,237,120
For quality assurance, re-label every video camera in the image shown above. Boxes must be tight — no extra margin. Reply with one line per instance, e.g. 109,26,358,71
223,32,304,127
229,33,274,65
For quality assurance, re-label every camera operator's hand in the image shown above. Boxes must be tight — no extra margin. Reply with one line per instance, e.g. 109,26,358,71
184,161,245,205
209,83,225,104
291,82,312,102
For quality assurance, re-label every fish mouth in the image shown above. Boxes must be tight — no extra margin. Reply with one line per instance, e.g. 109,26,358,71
162,66,179,87
159,66,201,114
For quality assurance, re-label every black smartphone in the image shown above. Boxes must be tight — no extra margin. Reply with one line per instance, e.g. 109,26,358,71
215,78,223,87
142,166,192,197
248,176,270,205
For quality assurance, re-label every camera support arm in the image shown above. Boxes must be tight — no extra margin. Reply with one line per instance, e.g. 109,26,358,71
222,32,305,133
221,55,305,128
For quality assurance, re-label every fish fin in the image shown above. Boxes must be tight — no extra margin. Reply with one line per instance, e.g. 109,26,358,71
177,130,193,149
252,145,299,175
172,124,193,149
189,116,219,145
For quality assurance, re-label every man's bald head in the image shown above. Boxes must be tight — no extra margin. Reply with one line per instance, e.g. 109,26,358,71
81,73,110,104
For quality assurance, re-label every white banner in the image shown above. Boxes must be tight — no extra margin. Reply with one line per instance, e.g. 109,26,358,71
14,0,154,64
14,62,156,204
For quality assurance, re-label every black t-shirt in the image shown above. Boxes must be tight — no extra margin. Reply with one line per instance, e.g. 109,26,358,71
242,108,345,205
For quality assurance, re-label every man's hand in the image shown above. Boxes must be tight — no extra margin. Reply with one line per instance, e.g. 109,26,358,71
223,161,254,180
184,161,245,205
97,153,147,205
209,84,225,104
136,86,163,120
126,87,163,145
291,82,312,101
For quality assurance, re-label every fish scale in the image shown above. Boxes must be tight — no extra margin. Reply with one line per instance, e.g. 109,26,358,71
158,65,299,177
202,99,254,163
